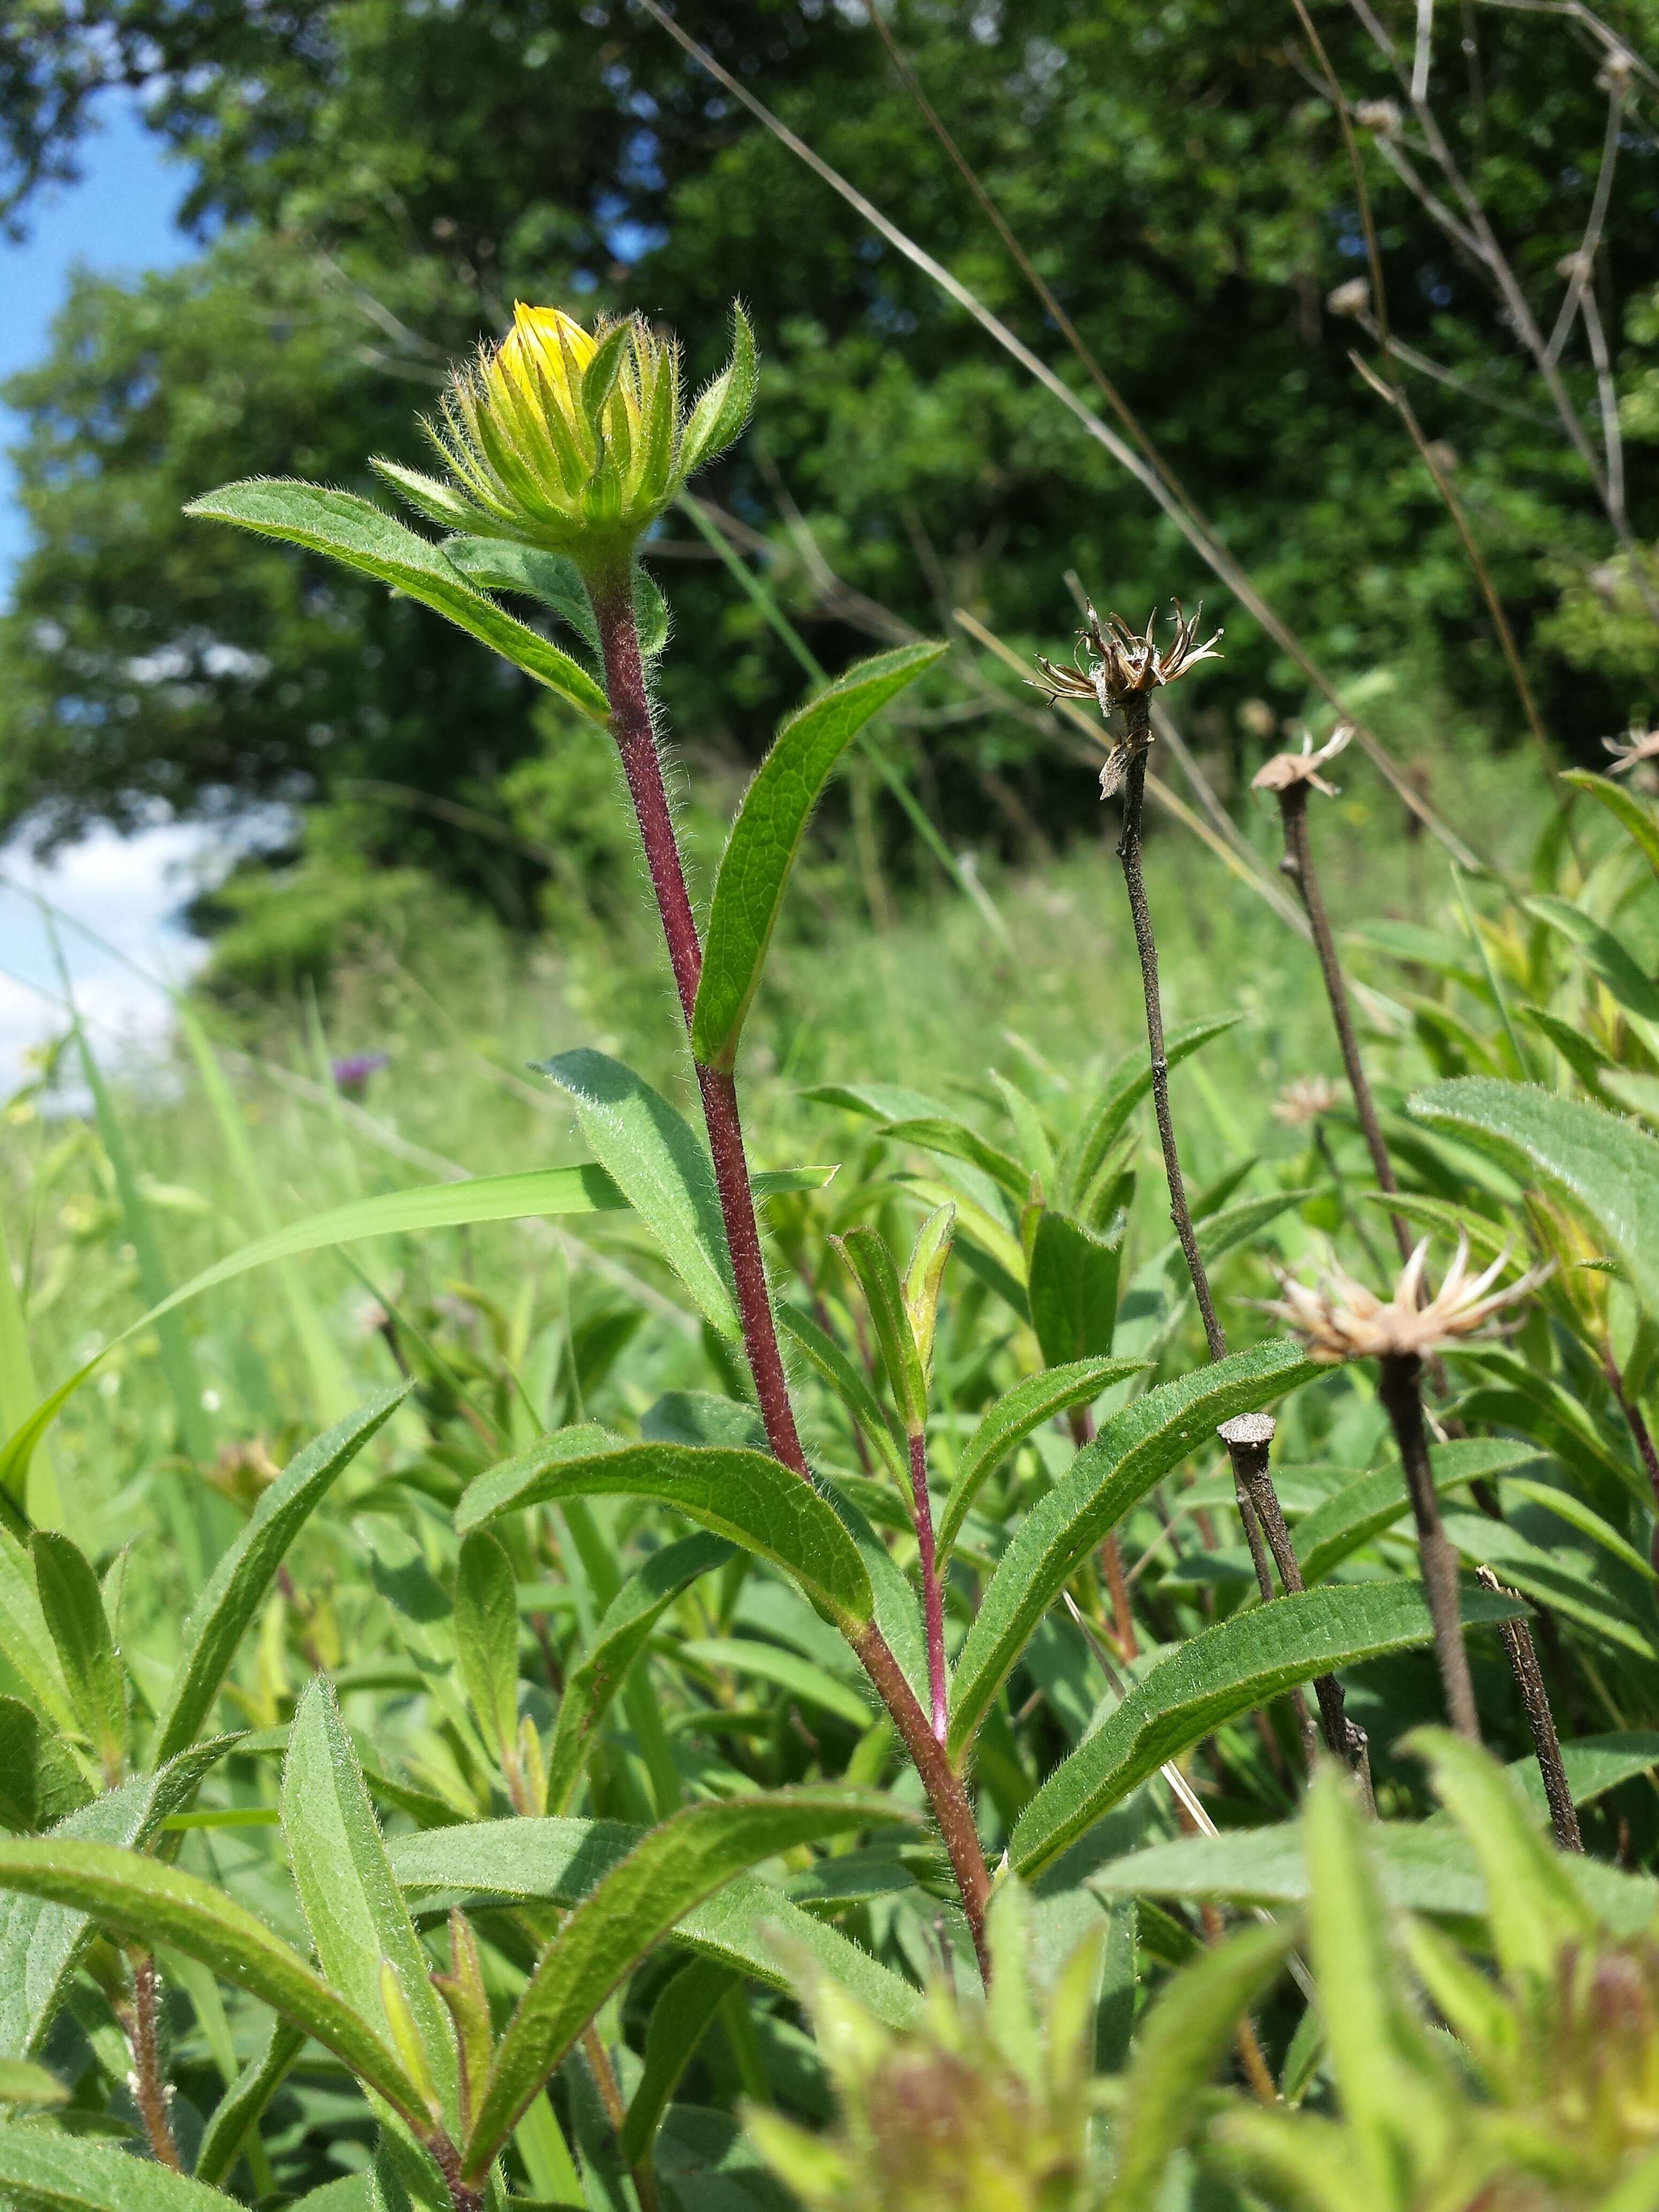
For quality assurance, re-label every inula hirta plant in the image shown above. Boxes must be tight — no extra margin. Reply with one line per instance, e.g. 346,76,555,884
8,286,1653,2212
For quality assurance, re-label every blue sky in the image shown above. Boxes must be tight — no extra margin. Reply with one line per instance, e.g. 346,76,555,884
1,100,206,1090
2,94,195,586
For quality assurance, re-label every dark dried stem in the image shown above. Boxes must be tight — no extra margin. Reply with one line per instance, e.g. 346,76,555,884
1475,1565,1582,1852
1116,723,1355,1768
1378,1352,1481,1739
1070,1404,1136,1656
1275,783,1413,1267
124,1952,182,2173
589,565,991,1980
908,1431,949,1740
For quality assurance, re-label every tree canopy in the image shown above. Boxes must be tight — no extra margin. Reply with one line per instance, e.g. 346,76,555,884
4,0,1658,935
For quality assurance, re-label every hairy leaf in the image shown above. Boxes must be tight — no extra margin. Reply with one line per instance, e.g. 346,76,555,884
1010,1582,1525,1877
457,1439,872,1627
937,1356,1142,1563
692,643,945,1068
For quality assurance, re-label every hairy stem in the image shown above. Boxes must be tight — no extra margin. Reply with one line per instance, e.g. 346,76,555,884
1378,1352,1480,1740
125,1953,182,2173
1475,1565,1581,1852
1115,719,1355,1766
1275,783,1413,1266
589,565,991,1976
430,2134,485,2212
908,1432,949,1739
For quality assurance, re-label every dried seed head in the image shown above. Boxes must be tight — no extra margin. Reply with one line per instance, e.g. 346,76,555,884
1327,276,1372,319
1033,600,1223,794
1271,1073,1346,1127
1261,1236,1551,1363
1355,98,1403,136
1603,723,1659,778
1252,723,1354,797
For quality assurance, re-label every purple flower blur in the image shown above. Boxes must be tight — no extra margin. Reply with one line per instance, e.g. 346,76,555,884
331,1052,389,1097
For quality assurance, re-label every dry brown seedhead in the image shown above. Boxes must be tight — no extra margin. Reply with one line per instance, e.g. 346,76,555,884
1033,601,1223,794
1262,1236,1551,1364
1252,725,1354,798
1603,724,1659,778
1271,1074,1345,1127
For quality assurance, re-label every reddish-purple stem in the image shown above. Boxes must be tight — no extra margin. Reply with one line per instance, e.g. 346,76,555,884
908,1431,948,1738
588,564,991,1978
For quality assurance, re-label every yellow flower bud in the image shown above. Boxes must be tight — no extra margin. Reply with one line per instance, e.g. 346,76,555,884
373,301,756,575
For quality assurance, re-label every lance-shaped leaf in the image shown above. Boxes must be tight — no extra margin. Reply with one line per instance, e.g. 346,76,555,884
692,641,946,1069
152,1388,408,1763
1527,894,1659,1022
776,1302,906,1479
461,1787,914,2178
1408,1077,1659,1318
619,1955,736,2168
0,1527,78,1737
1010,1581,1526,1878
0,1742,230,2058
833,1224,925,1436
539,1050,739,1336
1294,1438,1535,1586
876,1117,1029,1204
1027,1212,1122,1369
458,1438,872,1627
545,1532,732,1812
1060,1016,1240,1209
391,1814,924,2030
0,2127,238,2209
0,1839,426,2123
948,1341,1320,1758
281,1678,457,2122
937,1356,1143,1563
0,1697,89,1832
1564,768,1659,886
196,2016,308,2189
186,480,610,720
1105,1920,1296,2212
31,1535,125,1780
454,1531,521,1767
0,1162,827,1500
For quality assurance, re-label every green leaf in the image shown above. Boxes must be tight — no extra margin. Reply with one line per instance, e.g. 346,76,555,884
1294,1439,1536,1585
679,301,758,477
462,1787,915,2177
544,1533,731,1812
538,1049,738,1336
454,1531,521,1766
1564,768,1659,886
949,1341,1320,1759
0,1697,89,1833
833,1224,925,1436
1028,1212,1122,1368
458,1438,872,1626
619,1955,735,2168
152,1389,407,1764
1409,1077,1659,1318
29,1536,125,1780
937,1357,1144,1563
186,480,610,721
692,643,946,1068
1525,895,1659,1021
280,1678,457,2122
390,1814,924,2030
0,1163,825,1499
775,1302,906,1481
1010,1581,1526,1878
442,537,600,650
0,1744,230,2058
0,1838,425,2123
1104,1920,1294,2212
0,2058,66,2106
195,2016,307,2190
1060,1017,1240,1209
677,1638,872,1728
1300,1765,1427,2192
0,2128,236,2209
1410,1728,1597,1982
875,1117,1029,1204
0,1528,78,1736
